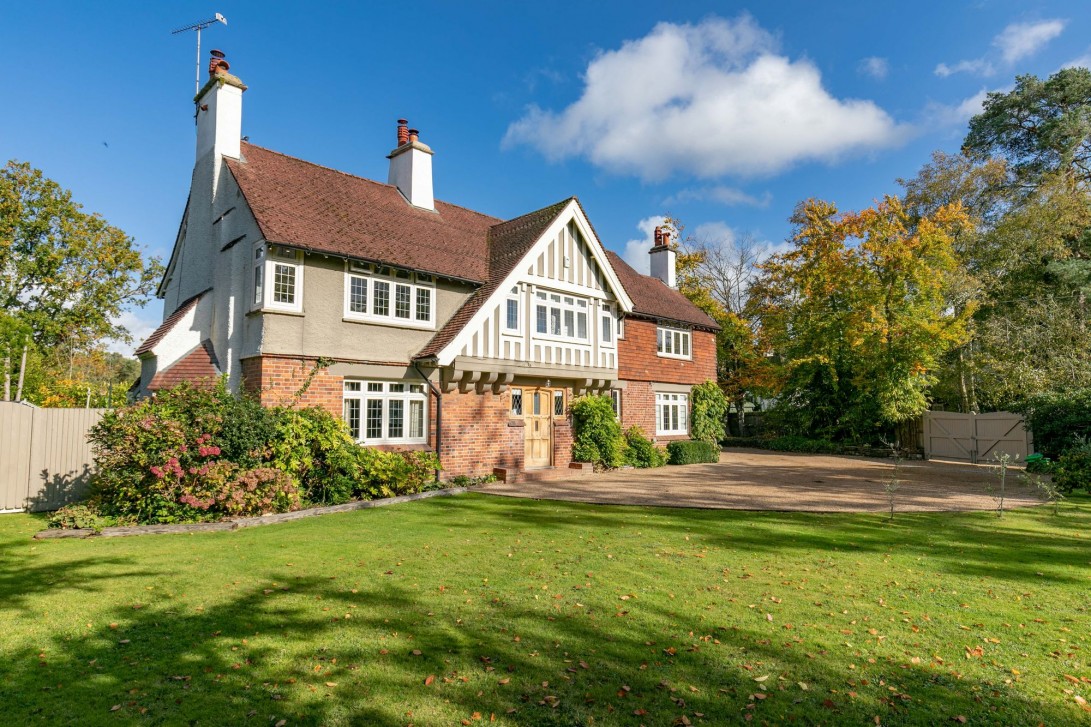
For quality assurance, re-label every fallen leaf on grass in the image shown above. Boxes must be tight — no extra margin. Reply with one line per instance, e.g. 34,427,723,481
324,682,337,688
109,705,121,712
425,675,435,686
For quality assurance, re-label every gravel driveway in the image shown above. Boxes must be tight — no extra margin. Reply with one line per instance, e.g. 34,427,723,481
480,448,1043,512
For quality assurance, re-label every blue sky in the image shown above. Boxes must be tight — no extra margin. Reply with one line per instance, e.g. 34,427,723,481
2,1,1089,350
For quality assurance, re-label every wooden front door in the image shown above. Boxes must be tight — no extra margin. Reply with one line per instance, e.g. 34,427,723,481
524,388,553,468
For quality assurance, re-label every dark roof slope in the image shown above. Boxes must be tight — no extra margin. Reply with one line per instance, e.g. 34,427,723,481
225,143,500,282
605,251,720,331
415,198,572,359
135,290,207,356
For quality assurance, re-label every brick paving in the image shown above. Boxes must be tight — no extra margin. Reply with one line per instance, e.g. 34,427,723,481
481,448,1043,512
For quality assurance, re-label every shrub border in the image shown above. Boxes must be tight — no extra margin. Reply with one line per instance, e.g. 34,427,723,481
33,487,469,540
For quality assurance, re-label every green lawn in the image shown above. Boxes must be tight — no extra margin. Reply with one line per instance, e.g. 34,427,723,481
1,493,1089,726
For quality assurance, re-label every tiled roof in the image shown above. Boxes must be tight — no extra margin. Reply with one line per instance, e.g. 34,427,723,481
148,340,221,390
225,143,500,283
605,251,720,331
134,290,207,356
415,198,573,359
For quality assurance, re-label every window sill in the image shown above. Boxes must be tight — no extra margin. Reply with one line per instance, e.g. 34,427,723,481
361,442,433,452
656,353,692,361
248,307,305,317
342,316,435,331
507,419,525,427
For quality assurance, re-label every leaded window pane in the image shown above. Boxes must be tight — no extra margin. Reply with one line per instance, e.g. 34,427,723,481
409,400,424,438
511,388,523,416
349,276,367,313
366,400,383,439
344,399,360,439
373,281,390,316
273,263,296,304
506,299,519,330
553,390,564,416
394,284,411,319
388,399,404,438
415,288,431,321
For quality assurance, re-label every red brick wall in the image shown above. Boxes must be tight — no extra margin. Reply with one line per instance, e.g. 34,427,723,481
240,355,343,416
241,356,580,479
617,319,717,385
438,387,523,478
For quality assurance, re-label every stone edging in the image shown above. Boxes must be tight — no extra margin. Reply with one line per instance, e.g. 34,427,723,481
33,487,469,540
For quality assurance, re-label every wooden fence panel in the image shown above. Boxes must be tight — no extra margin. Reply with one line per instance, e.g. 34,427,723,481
0,403,106,512
0,403,35,511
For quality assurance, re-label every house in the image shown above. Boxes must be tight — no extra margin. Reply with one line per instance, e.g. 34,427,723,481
136,51,719,480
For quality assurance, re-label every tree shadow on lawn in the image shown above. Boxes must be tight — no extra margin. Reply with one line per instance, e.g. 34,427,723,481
0,567,1077,726
455,494,1091,586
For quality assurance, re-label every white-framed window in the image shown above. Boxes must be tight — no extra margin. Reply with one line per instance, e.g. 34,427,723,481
343,380,428,445
656,392,689,436
344,262,435,329
656,326,692,360
253,244,303,312
601,304,615,346
609,389,622,420
504,286,521,333
534,291,589,342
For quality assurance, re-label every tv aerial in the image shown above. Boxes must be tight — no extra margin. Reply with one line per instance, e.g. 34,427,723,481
171,13,228,95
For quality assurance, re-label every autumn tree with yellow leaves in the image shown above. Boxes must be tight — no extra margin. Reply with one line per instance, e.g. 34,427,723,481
750,196,972,441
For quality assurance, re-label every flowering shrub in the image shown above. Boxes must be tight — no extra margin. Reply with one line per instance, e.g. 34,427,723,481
179,463,301,517
77,377,441,526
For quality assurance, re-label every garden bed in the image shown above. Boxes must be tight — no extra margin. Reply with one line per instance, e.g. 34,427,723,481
33,487,468,540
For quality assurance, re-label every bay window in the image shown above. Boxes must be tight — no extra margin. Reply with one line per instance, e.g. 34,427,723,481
343,380,428,445
344,262,435,329
253,244,304,312
656,392,689,436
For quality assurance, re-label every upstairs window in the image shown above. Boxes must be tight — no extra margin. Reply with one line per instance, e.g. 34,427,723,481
534,291,589,342
253,244,303,313
601,304,614,345
344,262,435,329
504,286,521,332
656,326,691,360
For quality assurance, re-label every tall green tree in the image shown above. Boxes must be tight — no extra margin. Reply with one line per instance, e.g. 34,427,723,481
751,197,970,440
0,160,162,350
964,67,1091,190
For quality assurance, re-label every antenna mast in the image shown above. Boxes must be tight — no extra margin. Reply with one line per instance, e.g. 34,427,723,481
171,13,228,95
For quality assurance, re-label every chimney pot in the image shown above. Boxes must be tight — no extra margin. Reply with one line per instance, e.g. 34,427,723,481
208,49,230,77
408,128,419,143
661,229,671,247
397,119,409,146
654,226,663,246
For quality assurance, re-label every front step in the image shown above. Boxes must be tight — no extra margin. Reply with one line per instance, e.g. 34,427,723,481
493,462,594,484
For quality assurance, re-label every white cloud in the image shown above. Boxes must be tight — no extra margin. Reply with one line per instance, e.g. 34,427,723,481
994,19,1066,63
504,15,908,180
936,18,1065,79
1062,50,1091,71
925,88,991,127
934,59,994,78
622,215,667,274
665,185,772,208
103,308,160,356
858,56,889,80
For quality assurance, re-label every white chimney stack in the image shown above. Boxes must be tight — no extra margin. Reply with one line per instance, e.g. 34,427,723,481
649,225,677,288
387,119,435,211
195,50,246,164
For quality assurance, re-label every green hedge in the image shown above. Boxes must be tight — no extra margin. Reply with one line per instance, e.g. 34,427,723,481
624,427,667,468
1013,388,1091,459
667,440,720,465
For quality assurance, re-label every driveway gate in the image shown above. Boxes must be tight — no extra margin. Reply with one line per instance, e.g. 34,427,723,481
923,411,1032,464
